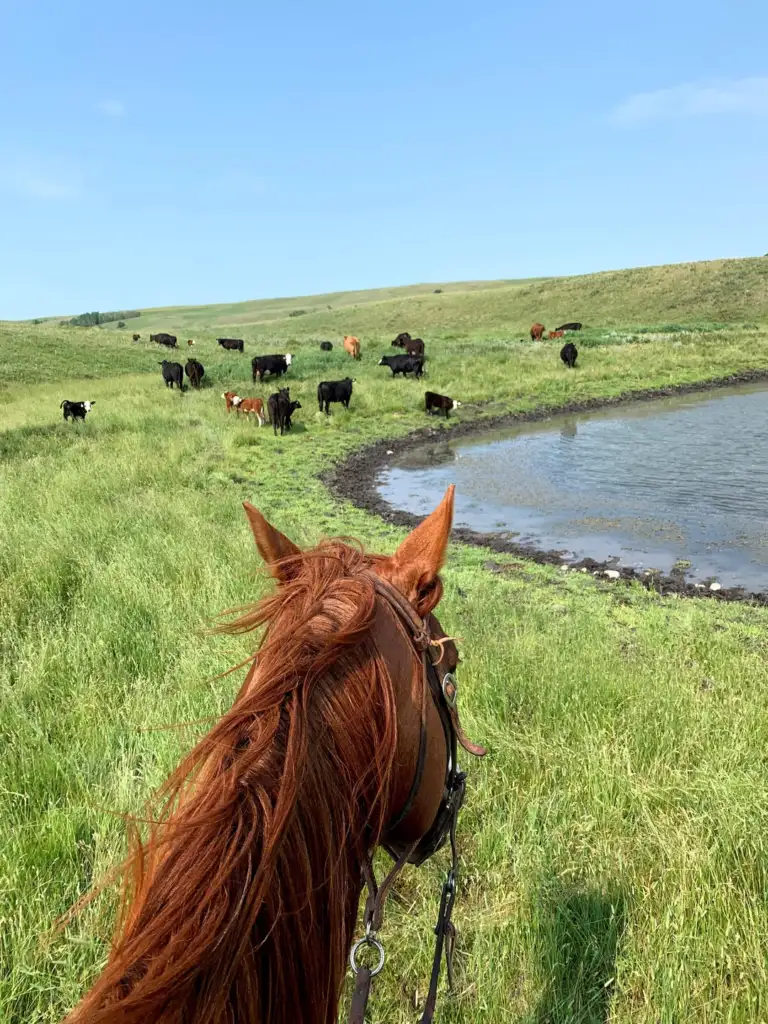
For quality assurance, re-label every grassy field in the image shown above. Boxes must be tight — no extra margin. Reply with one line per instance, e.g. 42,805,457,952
4,261,768,1022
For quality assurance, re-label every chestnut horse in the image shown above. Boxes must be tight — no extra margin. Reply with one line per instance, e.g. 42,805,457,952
64,486,484,1024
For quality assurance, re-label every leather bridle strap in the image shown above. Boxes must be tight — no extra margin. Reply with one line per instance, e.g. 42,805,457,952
348,573,461,1024
418,785,462,1023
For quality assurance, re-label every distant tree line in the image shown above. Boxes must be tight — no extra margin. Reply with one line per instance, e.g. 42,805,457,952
68,310,141,327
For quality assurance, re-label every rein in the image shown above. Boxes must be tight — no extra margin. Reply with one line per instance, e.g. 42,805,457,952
347,574,484,1024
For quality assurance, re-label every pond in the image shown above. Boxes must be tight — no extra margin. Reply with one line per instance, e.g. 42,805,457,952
377,382,768,588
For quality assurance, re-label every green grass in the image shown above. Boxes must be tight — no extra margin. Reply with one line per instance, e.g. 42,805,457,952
4,267,768,1022
13,253,768,340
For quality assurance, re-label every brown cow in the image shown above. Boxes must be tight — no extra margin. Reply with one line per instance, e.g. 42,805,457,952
222,391,243,413
187,339,195,346
238,397,266,426
530,323,545,341
548,330,564,340
343,335,361,360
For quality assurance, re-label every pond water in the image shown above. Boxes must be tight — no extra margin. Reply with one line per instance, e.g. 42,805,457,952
377,383,768,588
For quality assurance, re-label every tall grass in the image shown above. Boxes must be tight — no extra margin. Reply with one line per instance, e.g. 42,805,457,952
3,308,768,1022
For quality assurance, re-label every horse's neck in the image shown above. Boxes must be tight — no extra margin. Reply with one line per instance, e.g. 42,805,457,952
71,591,406,1024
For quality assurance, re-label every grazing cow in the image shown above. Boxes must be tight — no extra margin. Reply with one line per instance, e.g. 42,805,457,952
159,360,184,390
320,341,333,351
217,337,245,352
548,330,565,340
530,323,545,342
560,342,578,368
425,391,461,419
132,333,140,342
317,377,354,415
60,399,95,421
252,353,292,382
150,333,178,348
238,397,266,426
343,335,361,360
185,358,205,389
222,391,243,413
268,387,291,436
378,354,424,378
391,332,412,347
556,322,583,332
187,339,195,346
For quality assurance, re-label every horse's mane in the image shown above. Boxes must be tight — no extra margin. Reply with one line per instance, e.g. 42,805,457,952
67,540,401,1024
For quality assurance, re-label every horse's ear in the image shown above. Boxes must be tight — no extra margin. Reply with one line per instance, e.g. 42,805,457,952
243,502,301,580
391,486,454,612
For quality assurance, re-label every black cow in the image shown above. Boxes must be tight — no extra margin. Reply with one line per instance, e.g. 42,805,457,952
150,333,177,348
285,400,302,431
560,342,578,368
132,333,140,341
252,353,293,382
159,360,184,389
425,391,461,418
268,387,291,436
320,341,333,351
185,358,205,389
556,322,582,332
60,399,95,421
317,377,354,415
392,332,412,346
378,354,424,378
217,337,244,352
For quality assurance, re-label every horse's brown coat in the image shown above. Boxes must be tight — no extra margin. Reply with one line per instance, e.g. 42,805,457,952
64,489,469,1024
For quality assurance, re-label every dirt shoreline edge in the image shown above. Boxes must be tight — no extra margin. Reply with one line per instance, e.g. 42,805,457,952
324,368,768,606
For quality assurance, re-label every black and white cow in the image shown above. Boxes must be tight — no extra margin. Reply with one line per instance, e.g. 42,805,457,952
60,400,96,421
425,391,461,418
252,353,293,383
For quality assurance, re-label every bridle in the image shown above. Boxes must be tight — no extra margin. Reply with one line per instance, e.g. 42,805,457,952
347,574,486,1024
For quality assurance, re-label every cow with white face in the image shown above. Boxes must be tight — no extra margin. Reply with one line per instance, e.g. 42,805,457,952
60,400,96,421
424,391,460,419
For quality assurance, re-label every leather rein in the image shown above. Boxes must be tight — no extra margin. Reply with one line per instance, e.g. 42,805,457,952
347,574,486,1024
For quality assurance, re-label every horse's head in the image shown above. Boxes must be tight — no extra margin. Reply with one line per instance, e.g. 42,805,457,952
66,488,483,1024
242,486,477,863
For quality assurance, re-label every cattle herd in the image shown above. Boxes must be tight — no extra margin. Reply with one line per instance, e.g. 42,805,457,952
61,321,581,426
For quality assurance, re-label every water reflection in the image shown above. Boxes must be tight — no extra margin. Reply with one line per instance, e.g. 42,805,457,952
377,383,768,587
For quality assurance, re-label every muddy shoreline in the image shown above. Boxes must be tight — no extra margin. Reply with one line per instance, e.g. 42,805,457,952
324,369,768,606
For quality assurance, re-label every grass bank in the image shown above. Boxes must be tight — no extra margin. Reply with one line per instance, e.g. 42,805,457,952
3,311,768,1023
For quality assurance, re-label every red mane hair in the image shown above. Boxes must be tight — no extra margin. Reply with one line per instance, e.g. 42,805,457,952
66,541,401,1024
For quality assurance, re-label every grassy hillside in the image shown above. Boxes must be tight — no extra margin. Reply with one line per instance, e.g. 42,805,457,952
31,255,768,340
3,283,768,1022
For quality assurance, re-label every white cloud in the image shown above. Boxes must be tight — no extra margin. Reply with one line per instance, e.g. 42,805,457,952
612,76,768,125
0,163,81,201
96,99,125,117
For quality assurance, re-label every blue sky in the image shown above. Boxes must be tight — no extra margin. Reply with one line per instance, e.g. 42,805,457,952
1,0,767,319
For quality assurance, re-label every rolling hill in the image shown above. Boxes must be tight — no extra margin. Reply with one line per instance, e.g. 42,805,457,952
44,255,768,340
